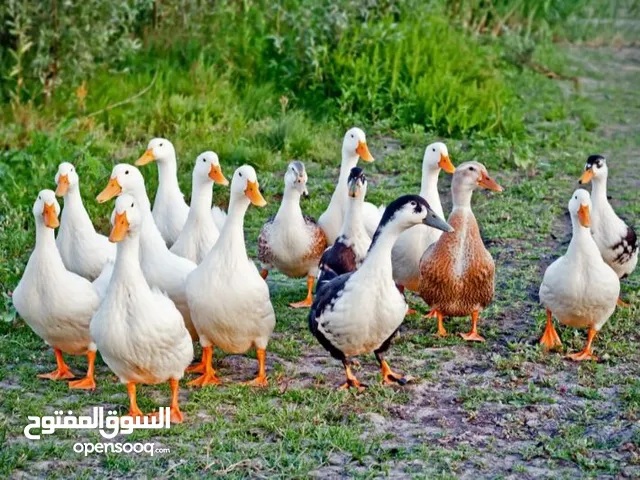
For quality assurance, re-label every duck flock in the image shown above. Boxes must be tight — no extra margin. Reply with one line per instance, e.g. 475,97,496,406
12,128,638,422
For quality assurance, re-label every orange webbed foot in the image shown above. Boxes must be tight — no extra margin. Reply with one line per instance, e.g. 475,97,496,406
338,379,366,392
38,368,75,381
187,372,223,387
69,376,96,390
243,375,268,388
460,331,486,342
406,308,418,316
566,350,598,362
382,372,412,386
540,326,562,351
185,362,206,374
289,298,313,309
169,407,184,424
617,297,630,308
125,407,144,419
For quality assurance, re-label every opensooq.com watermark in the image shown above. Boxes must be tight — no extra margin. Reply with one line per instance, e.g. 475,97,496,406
24,406,172,456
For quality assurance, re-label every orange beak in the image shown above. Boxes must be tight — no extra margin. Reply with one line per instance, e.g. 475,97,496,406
42,203,59,229
438,153,456,174
478,172,503,192
109,211,130,242
55,174,70,197
96,177,122,203
209,164,229,186
245,180,267,207
579,168,594,185
578,203,591,227
135,149,155,166
356,141,374,162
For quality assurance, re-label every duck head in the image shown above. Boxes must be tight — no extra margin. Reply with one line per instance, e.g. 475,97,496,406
109,194,143,242
54,162,79,197
135,138,176,166
342,127,374,163
96,164,145,203
569,189,592,228
34,189,60,229
284,161,309,197
194,151,228,186
454,161,503,192
423,142,455,174
231,165,267,207
373,195,453,241
579,155,607,185
347,167,368,200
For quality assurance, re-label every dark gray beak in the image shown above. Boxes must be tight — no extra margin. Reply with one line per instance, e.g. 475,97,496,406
423,209,453,232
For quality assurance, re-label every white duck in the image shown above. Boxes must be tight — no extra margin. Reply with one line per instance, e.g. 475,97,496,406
391,143,455,291
96,164,198,340
539,189,619,360
91,194,193,422
135,138,189,247
54,162,116,281
579,155,637,305
170,151,229,264
309,195,452,389
13,190,100,389
258,161,327,308
318,127,383,243
186,165,275,387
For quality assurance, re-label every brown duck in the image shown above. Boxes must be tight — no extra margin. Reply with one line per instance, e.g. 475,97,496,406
418,161,503,341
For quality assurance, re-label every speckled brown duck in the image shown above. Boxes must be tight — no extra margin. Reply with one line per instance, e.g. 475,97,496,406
418,161,503,342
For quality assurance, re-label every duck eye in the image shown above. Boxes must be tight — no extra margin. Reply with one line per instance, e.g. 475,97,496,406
350,134,354,138
411,201,416,207
131,202,134,207
469,166,475,171
125,170,129,175
159,143,163,147
239,172,242,177
432,148,435,152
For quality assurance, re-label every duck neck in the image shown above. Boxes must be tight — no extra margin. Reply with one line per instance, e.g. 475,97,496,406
190,178,214,219
61,186,95,231
590,176,608,204
217,194,249,252
451,183,474,211
275,186,302,222
157,158,182,198
112,231,146,286
365,222,405,273
420,167,444,217
567,216,596,258
340,197,365,238
35,221,58,252
330,152,359,207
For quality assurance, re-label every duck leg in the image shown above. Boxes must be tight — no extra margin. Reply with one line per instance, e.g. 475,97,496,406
243,348,268,387
566,327,598,361
168,378,184,423
460,310,486,342
187,346,222,387
539,309,562,350
126,382,144,418
375,351,409,386
426,309,447,337
397,285,417,315
38,348,75,381
289,275,314,308
69,350,97,390
337,359,366,391
185,348,207,374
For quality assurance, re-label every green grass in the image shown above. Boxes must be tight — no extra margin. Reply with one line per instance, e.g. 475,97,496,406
1,0,640,477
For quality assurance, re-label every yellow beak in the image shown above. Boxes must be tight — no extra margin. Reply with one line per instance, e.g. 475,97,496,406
55,174,70,197
478,173,503,192
109,211,130,242
43,203,59,229
438,153,456,174
356,141,374,162
579,169,594,185
96,177,122,203
209,164,229,186
245,180,267,207
135,149,155,166
578,203,591,227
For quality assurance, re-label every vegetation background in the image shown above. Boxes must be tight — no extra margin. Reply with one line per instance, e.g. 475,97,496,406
0,0,639,477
